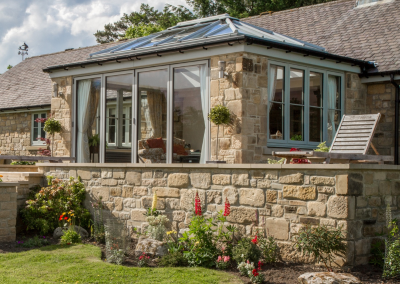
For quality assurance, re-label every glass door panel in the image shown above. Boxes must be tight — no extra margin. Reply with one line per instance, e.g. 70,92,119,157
172,65,206,163
105,74,133,163
289,68,304,141
137,69,168,163
76,78,101,163
269,65,284,140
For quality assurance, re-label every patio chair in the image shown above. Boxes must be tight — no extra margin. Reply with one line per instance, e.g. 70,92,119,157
272,113,394,164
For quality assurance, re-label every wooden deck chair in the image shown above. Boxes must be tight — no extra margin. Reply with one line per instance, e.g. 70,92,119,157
272,113,394,164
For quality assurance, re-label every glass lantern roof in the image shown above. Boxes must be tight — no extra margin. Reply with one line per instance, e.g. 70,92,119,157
90,14,325,58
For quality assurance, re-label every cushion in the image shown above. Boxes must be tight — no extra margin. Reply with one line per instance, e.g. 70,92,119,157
146,138,166,153
173,144,188,156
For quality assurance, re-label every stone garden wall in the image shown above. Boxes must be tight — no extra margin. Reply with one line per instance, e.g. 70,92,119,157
0,183,18,242
38,163,400,267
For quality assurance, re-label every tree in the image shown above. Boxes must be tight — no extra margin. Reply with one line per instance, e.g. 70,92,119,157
94,4,195,44
95,0,336,43
7,65,12,70
186,0,337,18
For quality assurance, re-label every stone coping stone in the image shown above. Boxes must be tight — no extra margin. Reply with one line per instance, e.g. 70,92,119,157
36,163,400,171
0,182,19,186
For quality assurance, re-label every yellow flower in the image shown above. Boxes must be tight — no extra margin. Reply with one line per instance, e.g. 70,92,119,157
167,230,177,235
151,192,157,211
0,175,3,177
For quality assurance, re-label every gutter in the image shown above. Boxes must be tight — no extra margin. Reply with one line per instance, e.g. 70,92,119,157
43,35,375,73
390,74,400,165
0,104,51,113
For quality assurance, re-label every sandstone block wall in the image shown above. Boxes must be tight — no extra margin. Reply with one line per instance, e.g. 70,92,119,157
0,112,49,157
0,183,18,242
366,83,397,156
38,164,400,266
51,76,73,158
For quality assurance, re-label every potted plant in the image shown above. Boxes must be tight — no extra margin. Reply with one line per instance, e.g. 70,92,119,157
89,134,100,154
207,105,231,163
43,117,62,157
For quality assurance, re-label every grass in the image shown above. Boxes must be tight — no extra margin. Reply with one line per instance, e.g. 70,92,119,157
0,244,242,284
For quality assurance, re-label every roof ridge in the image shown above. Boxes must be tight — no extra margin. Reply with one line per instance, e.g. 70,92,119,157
24,39,128,61
245,0,354,19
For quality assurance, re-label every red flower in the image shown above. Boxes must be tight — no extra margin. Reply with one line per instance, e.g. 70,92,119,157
251,235,258,245
64,217,68,220
223,198,230,217
195,192,202,216
252,269,259,277
258,261,262,270
290,148,300,152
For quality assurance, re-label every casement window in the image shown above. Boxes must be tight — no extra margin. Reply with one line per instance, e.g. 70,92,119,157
31,113,47,145
268,61,343,148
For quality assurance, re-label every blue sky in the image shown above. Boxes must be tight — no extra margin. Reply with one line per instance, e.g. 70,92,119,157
0,0,187,73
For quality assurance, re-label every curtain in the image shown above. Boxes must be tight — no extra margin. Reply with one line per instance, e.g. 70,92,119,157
199,65,207,164
327,75,337,144
77,80,91,163
86,85,100,140
147,90,163,138
141,97,152,137
268,65,278,111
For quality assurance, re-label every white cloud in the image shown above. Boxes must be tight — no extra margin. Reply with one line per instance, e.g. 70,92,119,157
0,0,187,73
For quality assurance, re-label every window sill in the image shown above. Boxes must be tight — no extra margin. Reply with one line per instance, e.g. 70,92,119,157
26,145,48,151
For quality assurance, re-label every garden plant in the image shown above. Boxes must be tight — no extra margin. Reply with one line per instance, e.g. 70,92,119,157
208,105,231,161
21,176,90,235
294,224,346,271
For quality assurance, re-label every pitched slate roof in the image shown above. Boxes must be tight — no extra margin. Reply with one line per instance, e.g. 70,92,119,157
243,0,400,73
0,41,122,110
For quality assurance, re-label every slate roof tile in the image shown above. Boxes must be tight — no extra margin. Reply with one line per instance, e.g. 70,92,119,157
0,41,122,110
243,0,400,73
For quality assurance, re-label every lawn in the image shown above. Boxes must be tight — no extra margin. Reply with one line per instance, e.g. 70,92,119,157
0,244,242,284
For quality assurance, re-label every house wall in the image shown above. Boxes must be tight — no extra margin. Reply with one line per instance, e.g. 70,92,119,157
0,112,50,157
366,83,397,156
38,163,400,266
51,76,73,157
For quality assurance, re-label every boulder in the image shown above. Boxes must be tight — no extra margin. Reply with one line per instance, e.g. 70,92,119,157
53,226,89,239
135,237,167,256
298,272,361,284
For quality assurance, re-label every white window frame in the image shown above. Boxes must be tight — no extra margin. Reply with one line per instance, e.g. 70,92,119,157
31,112,47,146
267,60,344,149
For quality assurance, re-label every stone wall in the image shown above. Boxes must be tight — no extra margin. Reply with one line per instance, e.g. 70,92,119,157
38,163,400,266
51,76,73,157
0,112,50,157
366,83,397,156
0,183,18,242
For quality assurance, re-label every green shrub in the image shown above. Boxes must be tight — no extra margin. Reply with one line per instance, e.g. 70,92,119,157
160,251,188,267
370,238,385,268
232,238,261,264
10,161,36,165
208,105,231,126
21,177,90,235
17,235,49,248
259,236,278,264
294,224,346,271
314,141,330,152
60,229,82,245
180,215,218,268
